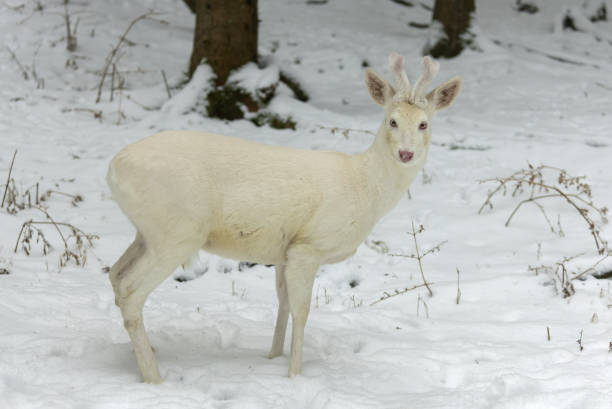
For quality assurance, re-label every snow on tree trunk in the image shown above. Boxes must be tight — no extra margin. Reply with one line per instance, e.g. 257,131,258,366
188,0,258,85
425,0,475,59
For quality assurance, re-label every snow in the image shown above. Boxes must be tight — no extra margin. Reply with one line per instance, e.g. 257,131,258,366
161,64,214,117
1,0,612,408
229,63,280,98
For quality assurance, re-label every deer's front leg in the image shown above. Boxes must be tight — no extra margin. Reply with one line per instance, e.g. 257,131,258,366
268,264,289,358
283,245,319,377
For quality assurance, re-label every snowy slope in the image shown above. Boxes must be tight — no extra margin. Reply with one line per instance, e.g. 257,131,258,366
1,0,612,408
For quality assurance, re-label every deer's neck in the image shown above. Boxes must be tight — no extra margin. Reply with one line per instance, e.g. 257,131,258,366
354,124,426,219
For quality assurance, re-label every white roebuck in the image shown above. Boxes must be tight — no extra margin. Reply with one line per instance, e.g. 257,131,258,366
107,52,461,382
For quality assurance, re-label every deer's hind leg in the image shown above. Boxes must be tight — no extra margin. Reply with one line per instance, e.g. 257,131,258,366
109,232,145,306
110,230,204,383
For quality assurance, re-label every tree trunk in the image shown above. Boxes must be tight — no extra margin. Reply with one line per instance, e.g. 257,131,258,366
183,0,196,13
426,0,475,58
188,0,258,85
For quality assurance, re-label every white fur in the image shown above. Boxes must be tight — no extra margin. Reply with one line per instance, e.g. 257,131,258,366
107,53,461,382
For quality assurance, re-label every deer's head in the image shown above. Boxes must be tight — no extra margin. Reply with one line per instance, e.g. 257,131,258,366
365,53,461,166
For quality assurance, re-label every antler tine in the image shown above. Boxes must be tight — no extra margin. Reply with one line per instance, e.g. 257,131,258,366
388,52,411,98
410,56,440,107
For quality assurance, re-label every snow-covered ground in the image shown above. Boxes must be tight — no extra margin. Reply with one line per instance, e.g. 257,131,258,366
1,0,612,408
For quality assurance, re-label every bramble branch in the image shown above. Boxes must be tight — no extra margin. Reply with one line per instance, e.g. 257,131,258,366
479,164,609,254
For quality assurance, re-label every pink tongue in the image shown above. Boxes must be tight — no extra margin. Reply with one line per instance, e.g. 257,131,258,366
399,150,414,162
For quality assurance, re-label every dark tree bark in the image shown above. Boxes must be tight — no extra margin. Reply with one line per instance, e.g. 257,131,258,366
188,0,258,85
426,0,475,58
183,0,196,13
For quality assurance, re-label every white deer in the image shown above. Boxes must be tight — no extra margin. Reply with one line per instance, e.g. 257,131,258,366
107,53,461,382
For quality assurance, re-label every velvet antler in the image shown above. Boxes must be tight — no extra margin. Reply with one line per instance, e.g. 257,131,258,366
388,53,439,108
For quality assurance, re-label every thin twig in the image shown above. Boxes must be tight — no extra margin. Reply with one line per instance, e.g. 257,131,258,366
110,63,116,102
387,240,447,259
44,190,81,201
64,1,76,51
411,218,433,297
61,107,103,121
116,78,124,125
370,282,434,306
125,94,156,111
161,69,171,99
571,253,611,281
73,17,80,38
419,294,429,318
421,240,448,258
14,220,30,252
33,206,67,247
5,46,29,80
506,196,556,232
456,267,461,305
317,125,376,140
478,181,505,214
1,150,17,208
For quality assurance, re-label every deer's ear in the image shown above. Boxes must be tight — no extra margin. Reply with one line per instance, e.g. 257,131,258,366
365,68,394,106
427,76,461,111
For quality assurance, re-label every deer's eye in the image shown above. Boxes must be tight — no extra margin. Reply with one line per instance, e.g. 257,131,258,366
419,121,428,130
389,119,398,128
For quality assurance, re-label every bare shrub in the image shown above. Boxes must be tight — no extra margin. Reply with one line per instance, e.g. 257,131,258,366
479,164,609,255
3,150,98,267
14,216,98,268
529,253,610,298
370,219,444,305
